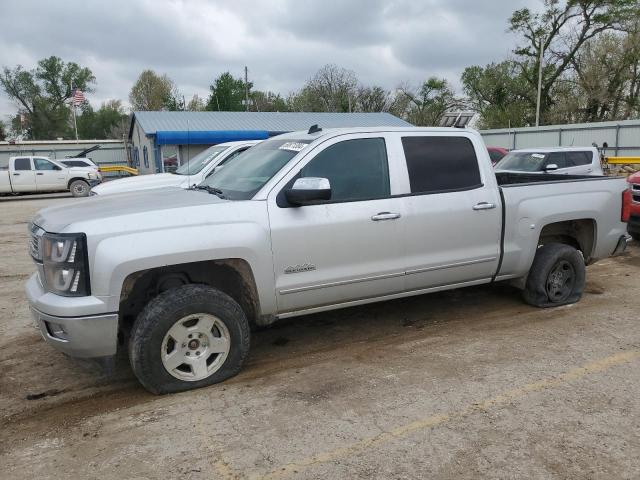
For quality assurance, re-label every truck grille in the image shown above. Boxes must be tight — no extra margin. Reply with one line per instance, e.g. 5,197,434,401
632,183,640,204
29,223,44,262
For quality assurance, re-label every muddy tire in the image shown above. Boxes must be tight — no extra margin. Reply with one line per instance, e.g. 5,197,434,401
129,284,250,394
69,179,90,197
522,243,585,308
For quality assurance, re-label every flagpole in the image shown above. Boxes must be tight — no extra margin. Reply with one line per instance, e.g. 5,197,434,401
70,81,79,141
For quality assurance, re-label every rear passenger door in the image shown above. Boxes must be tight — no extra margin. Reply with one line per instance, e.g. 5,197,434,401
396,134,502,291
10,157,36,192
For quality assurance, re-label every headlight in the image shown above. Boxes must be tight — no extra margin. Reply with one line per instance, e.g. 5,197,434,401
88,173,95,179
41,233,90,296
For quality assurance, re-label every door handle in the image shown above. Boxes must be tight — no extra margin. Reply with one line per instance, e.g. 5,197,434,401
36,172,44,175
371,212,401,221
473,202,496,211
13,173,20,176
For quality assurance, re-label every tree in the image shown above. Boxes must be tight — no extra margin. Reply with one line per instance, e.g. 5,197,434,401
508,0,638,124
461,61,533,128
77,99,128,139
397,78,463,126
129,70,178,111
355,86,393,112
300,64,358,112
186,94,206,111
0,56,95,139
0,120,6,141
249,90,289,112
206,72,251,111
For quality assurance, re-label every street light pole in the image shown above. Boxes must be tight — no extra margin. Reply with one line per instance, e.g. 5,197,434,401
535,35,546,127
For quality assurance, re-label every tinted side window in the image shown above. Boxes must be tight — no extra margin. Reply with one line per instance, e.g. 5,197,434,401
566,151,591,166
63,160,86,167
14,158,32,170
546,152,568,169
401,136,481,194
34,158,57,170
300,138,390,203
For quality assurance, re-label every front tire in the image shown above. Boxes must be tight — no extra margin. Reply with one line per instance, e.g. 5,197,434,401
522,243,585,308
70,179,90,197
129,284,250,394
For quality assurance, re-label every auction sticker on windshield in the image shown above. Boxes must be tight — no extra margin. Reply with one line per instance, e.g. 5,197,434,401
532,154,546,159
279,142,307,152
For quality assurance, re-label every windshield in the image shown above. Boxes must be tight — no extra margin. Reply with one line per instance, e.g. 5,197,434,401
174,145,228,175
495,152,547,172
199,138,312,200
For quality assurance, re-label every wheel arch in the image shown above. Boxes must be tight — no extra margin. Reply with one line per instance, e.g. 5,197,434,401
67,177,89,189
119,259,261,335
538,218,596,263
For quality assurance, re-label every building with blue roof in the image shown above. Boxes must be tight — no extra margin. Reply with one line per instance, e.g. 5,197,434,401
128,111,411,174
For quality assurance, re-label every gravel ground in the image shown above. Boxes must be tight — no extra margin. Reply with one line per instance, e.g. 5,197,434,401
1,195,639,479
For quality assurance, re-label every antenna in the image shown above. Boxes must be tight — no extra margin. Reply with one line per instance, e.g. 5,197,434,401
308,124,322,134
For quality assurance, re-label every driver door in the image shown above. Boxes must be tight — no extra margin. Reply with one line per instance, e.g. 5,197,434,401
34,157,67,191
267,134,406,314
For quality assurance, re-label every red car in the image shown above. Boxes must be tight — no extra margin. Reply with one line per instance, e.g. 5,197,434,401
627,171,640,241
487,146,508,165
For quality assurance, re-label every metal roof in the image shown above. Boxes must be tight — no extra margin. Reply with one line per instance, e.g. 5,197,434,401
130,111,411,138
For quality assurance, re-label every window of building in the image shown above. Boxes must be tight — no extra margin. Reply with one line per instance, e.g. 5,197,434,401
143,146,149,168
14,157,32,170
401,136,482,194
133,147,140,167
300,138,390,203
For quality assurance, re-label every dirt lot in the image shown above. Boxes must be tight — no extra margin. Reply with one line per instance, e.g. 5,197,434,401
1,194,639,479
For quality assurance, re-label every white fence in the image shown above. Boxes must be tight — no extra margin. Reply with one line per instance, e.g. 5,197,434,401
481,119,640,156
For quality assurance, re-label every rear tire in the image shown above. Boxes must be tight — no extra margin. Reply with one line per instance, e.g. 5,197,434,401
522,243,585,308
70,179,90,197
129,284,250,394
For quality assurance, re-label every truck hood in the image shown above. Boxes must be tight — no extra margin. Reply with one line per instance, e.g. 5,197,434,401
628,171,640,184
33,187,225,232
91,173,188,195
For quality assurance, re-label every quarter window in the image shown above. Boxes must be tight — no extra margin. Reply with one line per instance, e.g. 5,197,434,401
300,138,390,203
401,136,482,194
14,157,32,170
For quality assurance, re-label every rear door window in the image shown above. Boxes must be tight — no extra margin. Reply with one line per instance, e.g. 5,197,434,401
566,151,592,166
14,158,32,170
401,136,482,194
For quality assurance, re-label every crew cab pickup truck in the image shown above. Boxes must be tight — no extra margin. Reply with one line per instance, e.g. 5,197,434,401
26,127,630,394
495,147,603,176
90,140,260,196
1,156,100,197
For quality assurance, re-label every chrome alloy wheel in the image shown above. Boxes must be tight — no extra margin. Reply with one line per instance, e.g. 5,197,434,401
161,313,231,381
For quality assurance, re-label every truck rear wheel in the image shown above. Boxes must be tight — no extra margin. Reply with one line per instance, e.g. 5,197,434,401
522,243,585,308
129,284,250,394
70,179,90,197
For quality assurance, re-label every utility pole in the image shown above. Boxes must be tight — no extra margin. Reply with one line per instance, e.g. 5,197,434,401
535,35,546,127
244,66,249,112
70,81,79,141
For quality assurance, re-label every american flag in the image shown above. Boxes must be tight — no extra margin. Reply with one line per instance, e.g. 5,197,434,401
71,88,85,106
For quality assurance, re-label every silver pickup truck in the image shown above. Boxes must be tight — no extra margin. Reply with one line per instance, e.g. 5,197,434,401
26,127,630,394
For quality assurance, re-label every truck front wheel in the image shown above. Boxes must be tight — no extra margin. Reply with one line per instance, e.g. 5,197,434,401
70,179,90,197
129,284,250,394
522,243,585,308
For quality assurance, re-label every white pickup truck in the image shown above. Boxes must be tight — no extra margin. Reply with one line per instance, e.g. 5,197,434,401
90,140,260,196
1,156,100,197
495,147,603,175
26,127,630,394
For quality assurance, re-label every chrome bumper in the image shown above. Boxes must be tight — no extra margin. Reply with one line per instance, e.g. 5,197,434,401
26,274,118,358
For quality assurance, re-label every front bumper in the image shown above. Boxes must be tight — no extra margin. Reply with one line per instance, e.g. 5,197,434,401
26,274,118,358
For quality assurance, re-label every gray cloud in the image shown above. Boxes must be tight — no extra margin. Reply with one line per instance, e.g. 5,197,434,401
0,0,541,119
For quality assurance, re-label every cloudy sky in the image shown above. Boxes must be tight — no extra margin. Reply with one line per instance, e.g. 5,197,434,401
0,0,540,119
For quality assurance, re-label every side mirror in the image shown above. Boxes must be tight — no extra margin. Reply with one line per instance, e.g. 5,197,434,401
54,165,62,170
285,177,331,206
544,163,558,171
